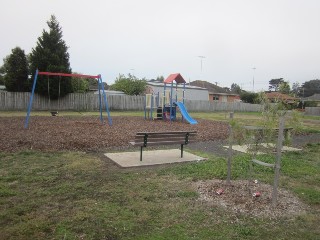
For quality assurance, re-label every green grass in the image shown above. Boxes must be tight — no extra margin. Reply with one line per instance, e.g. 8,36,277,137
0,110,319,239
1,144,320,239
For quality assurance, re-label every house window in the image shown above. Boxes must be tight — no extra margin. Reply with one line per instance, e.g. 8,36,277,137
213,95,219,101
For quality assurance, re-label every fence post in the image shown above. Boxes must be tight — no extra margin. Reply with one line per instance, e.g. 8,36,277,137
272,116,285,207
227,112,234,185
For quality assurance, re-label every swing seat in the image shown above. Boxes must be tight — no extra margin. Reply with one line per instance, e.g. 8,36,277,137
50,111,58,116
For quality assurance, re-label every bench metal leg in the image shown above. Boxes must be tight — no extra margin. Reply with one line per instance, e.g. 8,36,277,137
181,144,183,158
140,146,143,161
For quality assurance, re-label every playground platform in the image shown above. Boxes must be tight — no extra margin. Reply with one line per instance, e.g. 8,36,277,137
105,149,206,168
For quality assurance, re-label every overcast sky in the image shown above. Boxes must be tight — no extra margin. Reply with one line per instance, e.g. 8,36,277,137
1,0,320,91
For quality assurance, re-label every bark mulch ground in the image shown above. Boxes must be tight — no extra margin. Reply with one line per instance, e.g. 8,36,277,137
1,115,319,218
0,116,228,152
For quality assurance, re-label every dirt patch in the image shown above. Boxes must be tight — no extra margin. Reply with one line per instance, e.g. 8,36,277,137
0,116,229,152
195,179,308,219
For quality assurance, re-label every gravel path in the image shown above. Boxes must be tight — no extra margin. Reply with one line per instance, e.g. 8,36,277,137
188,133,320,158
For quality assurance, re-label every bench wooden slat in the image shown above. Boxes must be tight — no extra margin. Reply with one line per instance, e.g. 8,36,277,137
135,133,196,138
134,135,192,141
130,131,197,161
136,131,197,135
130,140,196,147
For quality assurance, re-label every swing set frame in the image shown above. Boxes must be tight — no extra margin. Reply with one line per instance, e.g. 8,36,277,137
24,69,112,129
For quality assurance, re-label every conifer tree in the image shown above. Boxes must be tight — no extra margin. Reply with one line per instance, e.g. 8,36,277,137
2,47,29,92
29,15,72,99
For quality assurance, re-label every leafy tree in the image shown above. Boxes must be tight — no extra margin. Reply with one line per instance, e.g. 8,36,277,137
110,74,147,95
240,91,259,103
0,65,5,85
230,83,242,94
269,78,284,92
1,47,29,92
156,75,164,82
0,75,4,85
0,66,5,85
301,79,320,97
71,73,90,93
291,82,300,96
29,15,72,99
278,81,290,94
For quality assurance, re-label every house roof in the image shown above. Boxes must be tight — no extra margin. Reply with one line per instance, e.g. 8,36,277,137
89,82,109,91
304,93,320,101
190,80,238,94
209,92,239,96
265,92,299,101
164,73,186,84
147,81,207,90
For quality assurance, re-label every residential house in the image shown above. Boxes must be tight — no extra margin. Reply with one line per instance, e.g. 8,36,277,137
303,93,320,106
265,92,299,106
190,80,240,102
146,76,209,101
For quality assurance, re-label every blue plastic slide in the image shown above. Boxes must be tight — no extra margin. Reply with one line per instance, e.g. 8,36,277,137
175,102,198,124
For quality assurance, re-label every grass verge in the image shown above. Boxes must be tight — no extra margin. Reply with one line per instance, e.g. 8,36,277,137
0,144,319,239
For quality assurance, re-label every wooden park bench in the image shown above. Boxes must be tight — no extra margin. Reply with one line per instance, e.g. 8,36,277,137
130,131,197,161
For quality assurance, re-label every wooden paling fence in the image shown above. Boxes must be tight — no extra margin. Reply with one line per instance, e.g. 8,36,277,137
305,107,320,116
0,92,262,112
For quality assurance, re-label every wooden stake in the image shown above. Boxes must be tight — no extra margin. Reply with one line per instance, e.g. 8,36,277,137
227,112,234,185
272,116,285,207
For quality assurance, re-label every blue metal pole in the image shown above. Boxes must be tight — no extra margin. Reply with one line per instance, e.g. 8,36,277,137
163,83,166,106
151,94,154,119
183,82,185,104
170,82,173,122
24,69,39,129
98,77,103,123
144,95,147,120
100,75,112,126
175,83,178,103
182,83,186,122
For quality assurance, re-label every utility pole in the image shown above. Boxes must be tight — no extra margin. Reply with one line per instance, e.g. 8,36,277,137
198,56,206,79
252,67,256,92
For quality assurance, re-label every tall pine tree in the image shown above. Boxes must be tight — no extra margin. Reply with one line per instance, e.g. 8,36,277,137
29,15,72,99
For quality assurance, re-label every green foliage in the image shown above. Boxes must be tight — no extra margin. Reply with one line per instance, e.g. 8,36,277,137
258,93,301,133
269,78,284,91
156,75,164,82
0,72,5,85
110,74,147,95
304,101,318,107
29,15,72,99
232,93,303,152
1,47,29,92
279,81,291,94
231,83,242,94
71,73,90,93
240,91,259,103
301,79,320,97
291,82,300,96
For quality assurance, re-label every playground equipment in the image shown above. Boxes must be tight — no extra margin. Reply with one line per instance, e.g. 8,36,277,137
24,69,112,129
144,73,197,124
